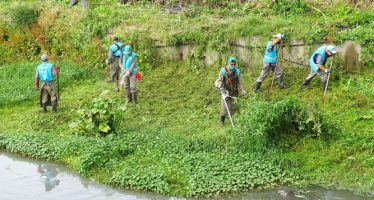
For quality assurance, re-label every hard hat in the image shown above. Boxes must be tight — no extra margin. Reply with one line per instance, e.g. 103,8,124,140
326,45,337,54
41,54,48,62
228,57,236,63
273,33,285,40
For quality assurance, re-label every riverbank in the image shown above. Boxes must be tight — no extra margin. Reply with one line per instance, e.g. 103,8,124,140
0,0,373,197
2,152,372,199
0,152,179,200
1,60,373,197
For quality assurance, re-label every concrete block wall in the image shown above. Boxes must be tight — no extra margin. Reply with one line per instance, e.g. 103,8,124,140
155,37,330,69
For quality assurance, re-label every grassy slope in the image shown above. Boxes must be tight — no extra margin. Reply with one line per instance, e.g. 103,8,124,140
1,60,373,196
0,0,373,197
1,1,373,66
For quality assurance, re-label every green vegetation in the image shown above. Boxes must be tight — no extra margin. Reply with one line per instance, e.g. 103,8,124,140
0,61,94,107
235,97,338,152
0,0,373,198
1,0,373,66
10,4,40,28
69,90,128,136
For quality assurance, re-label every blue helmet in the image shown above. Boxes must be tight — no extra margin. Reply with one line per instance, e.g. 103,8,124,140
228,57,236,63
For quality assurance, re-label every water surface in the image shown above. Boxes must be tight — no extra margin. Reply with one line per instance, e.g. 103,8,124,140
1,152,372,200
0,152,179,200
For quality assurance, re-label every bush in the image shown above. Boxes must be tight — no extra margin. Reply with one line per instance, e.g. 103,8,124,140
271,0,310,16
78,137,134,173
235,97,338,151
69,90,127,136
11,5,40,28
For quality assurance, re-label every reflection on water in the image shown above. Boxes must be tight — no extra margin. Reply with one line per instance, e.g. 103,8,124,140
0,152,373,200
0,152,182,200
37,164,60,191
228,187,374,200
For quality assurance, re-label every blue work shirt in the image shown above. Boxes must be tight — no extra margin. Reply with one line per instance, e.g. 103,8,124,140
37,62,54,81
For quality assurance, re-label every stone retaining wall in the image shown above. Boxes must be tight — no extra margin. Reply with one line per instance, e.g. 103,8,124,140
155,37,330,68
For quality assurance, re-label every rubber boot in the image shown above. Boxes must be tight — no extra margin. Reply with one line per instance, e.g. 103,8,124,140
42,103,47,113
254,81,262,93
132,92,138,105
278,76,286,89
52,100,57,112
127,92,133,103
300,79,310,89
114,81,119,92
220,116,225,126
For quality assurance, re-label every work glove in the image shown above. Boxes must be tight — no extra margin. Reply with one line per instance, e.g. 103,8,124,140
324,69,331,74
105,59,111,65
241,90,247,96
53,66,60,75
220,88,230,100
34,77,39,90
135,72,142,80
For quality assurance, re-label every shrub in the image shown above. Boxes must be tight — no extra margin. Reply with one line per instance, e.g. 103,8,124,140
10,5,40,28
271,0,310,16
69,90,127,136
235,97,338,151
78,137,134,173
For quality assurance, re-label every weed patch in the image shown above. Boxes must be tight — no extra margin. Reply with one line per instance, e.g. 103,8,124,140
69,90,127,136
236,97,339,151
0,60,98,107
10,5,40,28
187,153,296,197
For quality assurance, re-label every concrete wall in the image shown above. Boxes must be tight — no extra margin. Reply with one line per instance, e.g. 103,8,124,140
155,37,328,68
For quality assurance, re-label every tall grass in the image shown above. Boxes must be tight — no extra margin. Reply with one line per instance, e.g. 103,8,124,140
0,60,98,107
235,97,338,152
0,0,373,66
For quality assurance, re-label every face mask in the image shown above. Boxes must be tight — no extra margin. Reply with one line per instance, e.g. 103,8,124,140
227,68,235,77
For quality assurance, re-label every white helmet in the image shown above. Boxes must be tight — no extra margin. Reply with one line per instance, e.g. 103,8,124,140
273,33,285,40
41,54,48,62
326,45,337,54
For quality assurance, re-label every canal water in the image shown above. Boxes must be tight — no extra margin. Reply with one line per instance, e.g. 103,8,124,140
1,152,373,200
